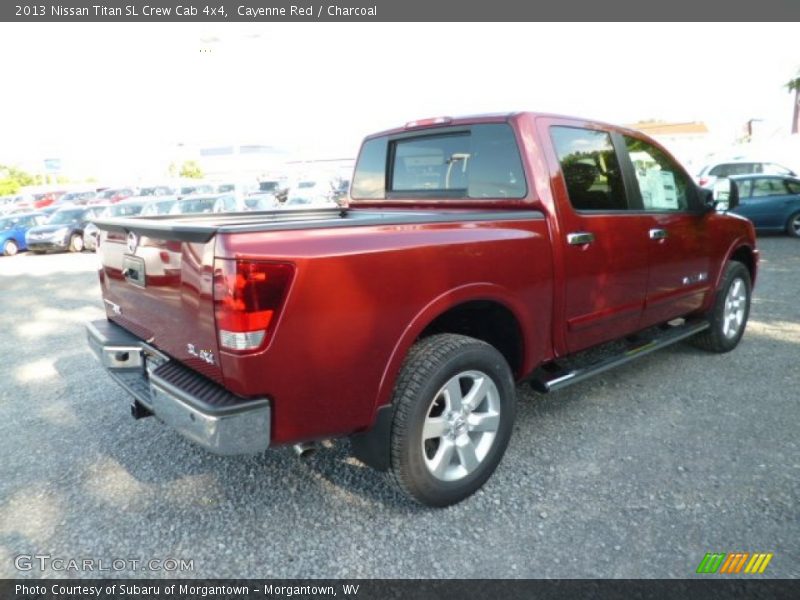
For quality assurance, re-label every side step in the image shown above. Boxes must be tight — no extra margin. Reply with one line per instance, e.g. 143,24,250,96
530,320,709,393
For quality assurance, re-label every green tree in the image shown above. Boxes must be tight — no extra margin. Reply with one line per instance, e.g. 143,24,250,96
179,160,204,179
0,164,36,195
788,69,800,134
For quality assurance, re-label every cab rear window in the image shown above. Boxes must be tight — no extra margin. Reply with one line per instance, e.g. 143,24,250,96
351,124,526,200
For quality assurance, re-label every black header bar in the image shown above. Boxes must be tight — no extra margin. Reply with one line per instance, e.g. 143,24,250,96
2,0,800,22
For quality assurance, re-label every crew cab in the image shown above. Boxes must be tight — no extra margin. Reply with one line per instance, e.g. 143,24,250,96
86,113,757,506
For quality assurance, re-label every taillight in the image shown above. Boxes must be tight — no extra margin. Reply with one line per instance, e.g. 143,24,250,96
698,177,709,188
213,259,294,352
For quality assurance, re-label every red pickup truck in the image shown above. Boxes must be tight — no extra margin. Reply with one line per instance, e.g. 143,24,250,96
87,112,757,506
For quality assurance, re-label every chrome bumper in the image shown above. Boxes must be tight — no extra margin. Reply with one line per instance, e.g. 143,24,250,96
86,319,270,455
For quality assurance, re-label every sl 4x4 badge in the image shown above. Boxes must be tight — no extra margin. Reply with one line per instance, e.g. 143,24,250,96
186,343,215,365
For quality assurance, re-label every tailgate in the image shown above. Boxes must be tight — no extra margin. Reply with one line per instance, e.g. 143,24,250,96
97,229,223,383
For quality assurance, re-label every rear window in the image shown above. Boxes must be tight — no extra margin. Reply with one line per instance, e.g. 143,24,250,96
351,123,526,200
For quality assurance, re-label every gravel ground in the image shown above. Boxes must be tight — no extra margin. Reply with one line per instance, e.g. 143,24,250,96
0,237,797,579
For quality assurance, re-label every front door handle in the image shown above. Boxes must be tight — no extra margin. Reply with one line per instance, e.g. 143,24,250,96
567,232,595,245
649,228,668,240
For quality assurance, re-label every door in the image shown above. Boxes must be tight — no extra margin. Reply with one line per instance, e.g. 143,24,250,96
618,134,714,327
738,177,794,229
547,124,650,353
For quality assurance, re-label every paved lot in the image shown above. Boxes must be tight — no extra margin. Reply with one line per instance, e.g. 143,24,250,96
0,238,797,579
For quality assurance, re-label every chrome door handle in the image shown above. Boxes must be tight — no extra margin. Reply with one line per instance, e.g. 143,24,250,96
567,232,595,245
649,228,668,240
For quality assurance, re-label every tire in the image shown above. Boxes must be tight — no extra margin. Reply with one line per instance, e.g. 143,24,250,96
689,261,751,353
389,334,516,507
3,240,18,256
786,211,800,238
69,233,84,253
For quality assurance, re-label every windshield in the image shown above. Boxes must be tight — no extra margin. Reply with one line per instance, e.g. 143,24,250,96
48,209,85,224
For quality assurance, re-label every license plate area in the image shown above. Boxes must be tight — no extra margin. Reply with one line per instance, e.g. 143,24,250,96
122,254,146,288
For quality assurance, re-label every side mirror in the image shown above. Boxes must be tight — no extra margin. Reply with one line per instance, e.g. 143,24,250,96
711,178,740,212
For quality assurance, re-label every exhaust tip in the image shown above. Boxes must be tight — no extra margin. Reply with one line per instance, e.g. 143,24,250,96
292,442,317,459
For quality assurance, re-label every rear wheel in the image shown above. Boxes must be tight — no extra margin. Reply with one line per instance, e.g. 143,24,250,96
786,211,800,238
689,261,751,353
69,233,84,252
389,334,516,507
3,240,18,256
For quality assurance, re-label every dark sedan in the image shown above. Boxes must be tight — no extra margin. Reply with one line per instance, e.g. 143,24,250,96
730,175,800,237
25,206,106,253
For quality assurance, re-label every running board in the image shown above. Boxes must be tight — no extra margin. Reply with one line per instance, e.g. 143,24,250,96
530,320,710,393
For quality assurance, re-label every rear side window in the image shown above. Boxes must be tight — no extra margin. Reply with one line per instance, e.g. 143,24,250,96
351,124,526,200
550,126,627,211
752,178,788,198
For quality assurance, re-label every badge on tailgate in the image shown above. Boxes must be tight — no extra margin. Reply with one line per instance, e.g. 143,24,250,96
122,254,146,287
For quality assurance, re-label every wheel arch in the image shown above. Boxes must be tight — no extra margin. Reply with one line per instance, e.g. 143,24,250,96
351,284,533,471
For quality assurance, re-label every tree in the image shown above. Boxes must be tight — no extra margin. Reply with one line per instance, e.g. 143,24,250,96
788,69,800,135
0,164,36,195
179,160,204,179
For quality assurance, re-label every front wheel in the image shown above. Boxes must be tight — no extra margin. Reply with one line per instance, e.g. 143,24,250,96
689,261,751,353
389,334,516,507
69,233,84,252
786,211,800,238
3,240,18,256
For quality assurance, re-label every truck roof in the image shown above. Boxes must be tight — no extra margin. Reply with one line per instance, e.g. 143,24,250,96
365,111,644,140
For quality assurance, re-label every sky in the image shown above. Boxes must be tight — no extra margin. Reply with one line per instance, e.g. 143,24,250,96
1,22,798,180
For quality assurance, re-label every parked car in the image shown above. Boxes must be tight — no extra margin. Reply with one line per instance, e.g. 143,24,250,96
54,190,98,206
32,190,67,209
258,179,289,203
88,111,757,507
696,160,795,189
178,183,215,197
242,193,278,211
0,212,47,256
25,205,105,253
728,174,800,237
137,185,175,197
169,194,238,215
88,187,136,205
83,199,151,251
139,197,178,217
284,180,338,209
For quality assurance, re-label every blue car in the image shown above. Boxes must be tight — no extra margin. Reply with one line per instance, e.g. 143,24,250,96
730,174,800,238
0,212,47,256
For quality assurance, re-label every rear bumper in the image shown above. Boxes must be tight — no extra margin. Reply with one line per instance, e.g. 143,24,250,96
86,319,270,455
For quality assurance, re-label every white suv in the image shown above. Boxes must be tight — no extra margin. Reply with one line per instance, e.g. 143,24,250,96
696,160,796,189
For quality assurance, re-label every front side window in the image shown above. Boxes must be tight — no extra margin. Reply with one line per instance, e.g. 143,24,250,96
623,136,691,211
737,179,753,198
785,180,800,195
551,126,627,211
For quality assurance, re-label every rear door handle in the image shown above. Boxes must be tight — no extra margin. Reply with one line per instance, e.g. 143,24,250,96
649,228,668,240
567,232,595,245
